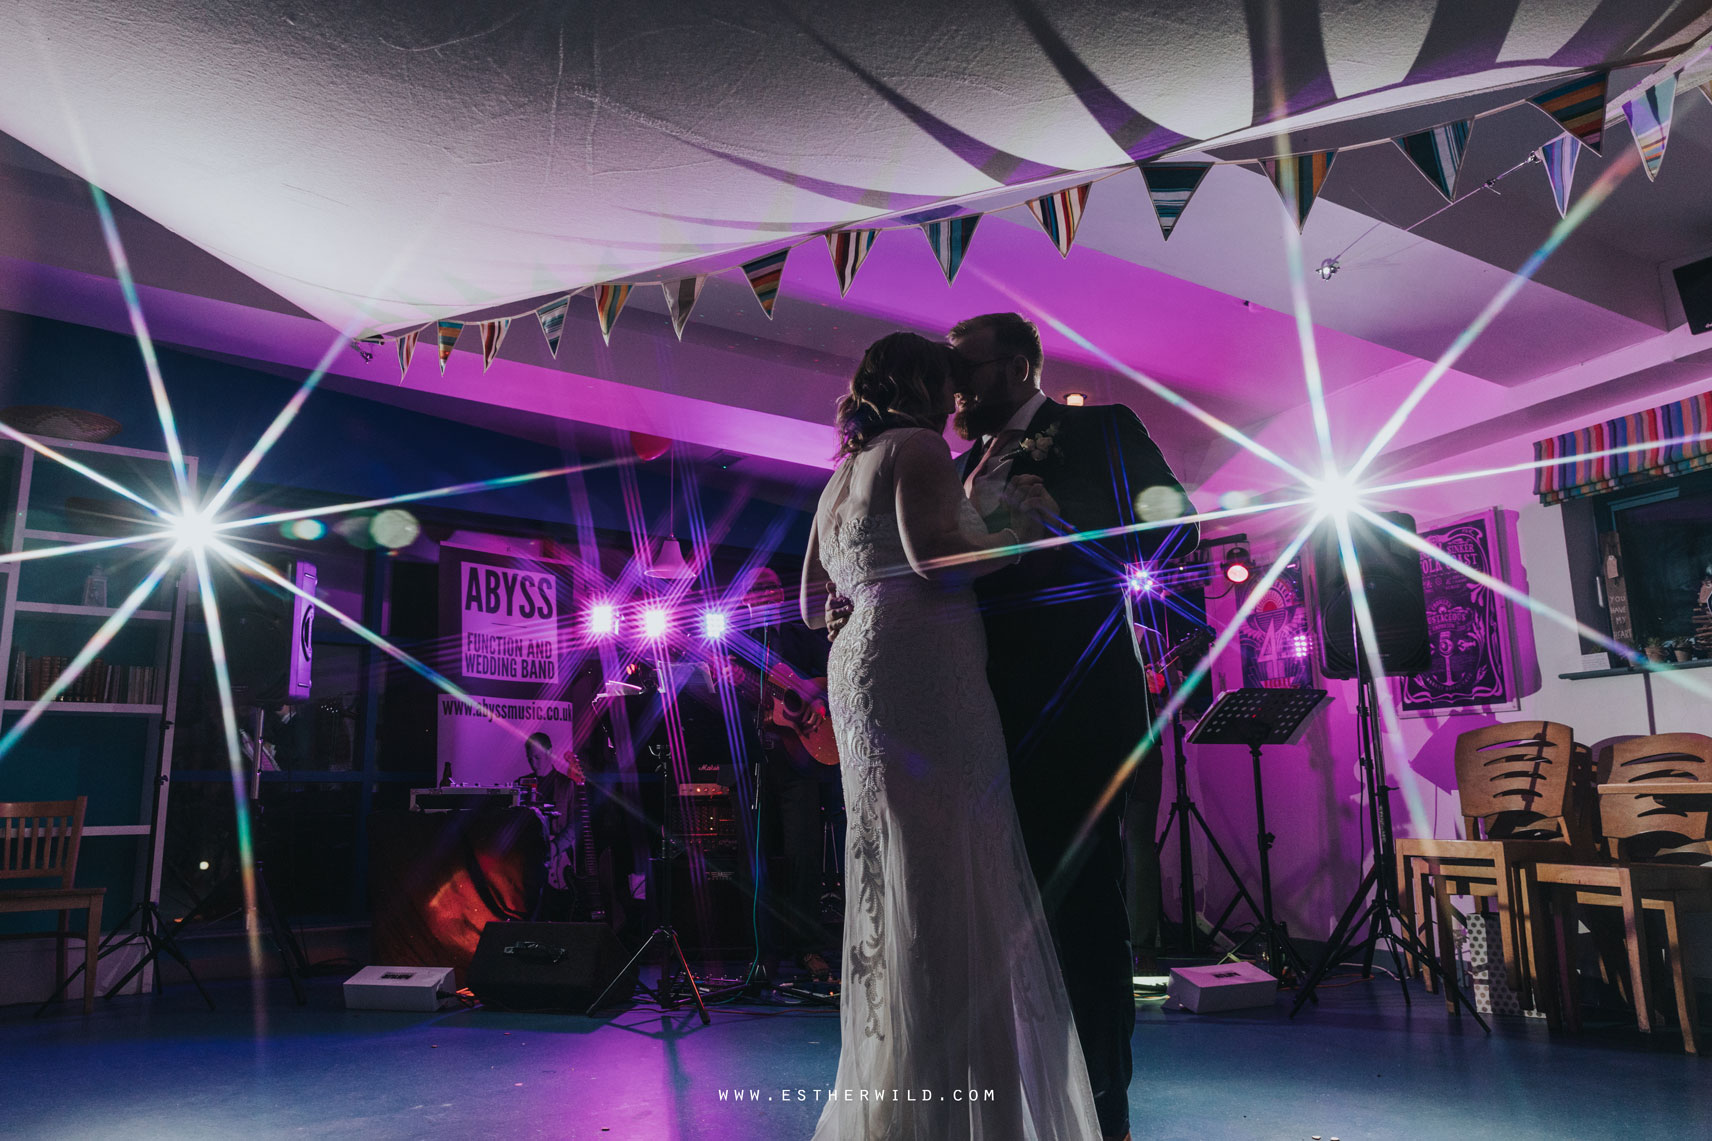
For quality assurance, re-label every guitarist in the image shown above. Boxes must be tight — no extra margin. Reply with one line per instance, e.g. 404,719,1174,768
741,566,841,983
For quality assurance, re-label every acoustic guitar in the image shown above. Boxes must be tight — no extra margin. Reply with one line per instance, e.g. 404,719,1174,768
760,659,839,767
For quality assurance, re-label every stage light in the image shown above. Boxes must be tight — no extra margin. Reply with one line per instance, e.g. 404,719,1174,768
641,607,669,638
1064,392,1087,407
370,508,420,549
166,507,218,552
1292,633,1312,658
701,611,728,639
198,860,210,871
1310,472,1363,519
1316,258,1340,281
1124,565,1157,594
1222,546,1253,585
588,603,616,636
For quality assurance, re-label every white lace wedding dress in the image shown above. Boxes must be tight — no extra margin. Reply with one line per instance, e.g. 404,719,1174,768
806,429,1100,1141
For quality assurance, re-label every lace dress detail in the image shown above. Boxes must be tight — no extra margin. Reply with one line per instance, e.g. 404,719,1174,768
810,432,1100,1141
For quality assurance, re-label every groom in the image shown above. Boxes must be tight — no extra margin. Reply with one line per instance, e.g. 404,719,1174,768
951,312,1195,1141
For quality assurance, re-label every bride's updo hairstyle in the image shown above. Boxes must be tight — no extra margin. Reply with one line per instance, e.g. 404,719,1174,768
835,332,947,458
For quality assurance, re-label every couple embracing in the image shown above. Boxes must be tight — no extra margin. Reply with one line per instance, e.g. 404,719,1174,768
801,312,1195,1140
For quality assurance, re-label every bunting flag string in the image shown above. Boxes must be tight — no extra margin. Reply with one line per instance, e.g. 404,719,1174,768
535,294,571,357
1259,151,1336,231
1529,71,1608,154
1026,183,1091,257
826,230,878,296
742,249,790,317
1139,163,1209,241
1393,121,1471,201
435,320,463,374
594,283,631,343
661,276,706,339
363,67,1667,353
920,215,980,284
1622,73,1676,182
479,317,510,371
397,327,420,378
1537,135,1580,218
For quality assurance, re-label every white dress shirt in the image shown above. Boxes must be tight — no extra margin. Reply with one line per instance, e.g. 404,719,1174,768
967,389,1050,516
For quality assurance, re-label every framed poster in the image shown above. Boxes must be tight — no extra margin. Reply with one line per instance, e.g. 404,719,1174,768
1396,510,1519,715
1239,557,1315,690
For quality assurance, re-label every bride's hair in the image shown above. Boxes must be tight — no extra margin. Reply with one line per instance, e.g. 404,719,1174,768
834,332,948,457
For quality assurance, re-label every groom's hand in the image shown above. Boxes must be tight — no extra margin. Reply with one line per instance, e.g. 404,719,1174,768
824,583,853,642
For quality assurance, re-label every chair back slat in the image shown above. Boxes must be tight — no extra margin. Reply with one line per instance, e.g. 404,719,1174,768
1599,734,1712,860
0,799,85,887
1454,722,1579,840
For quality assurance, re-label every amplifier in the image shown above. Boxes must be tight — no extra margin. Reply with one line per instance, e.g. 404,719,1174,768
467,921,634,1013
673,784,739,856
409,785,521,812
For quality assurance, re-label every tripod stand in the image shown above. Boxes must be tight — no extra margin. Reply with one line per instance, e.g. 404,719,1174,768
587,741,712,1024
1290,658,1488,1031
34,897,214,1014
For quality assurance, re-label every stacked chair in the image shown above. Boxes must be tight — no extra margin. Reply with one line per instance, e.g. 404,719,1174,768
1400,726,1712,1054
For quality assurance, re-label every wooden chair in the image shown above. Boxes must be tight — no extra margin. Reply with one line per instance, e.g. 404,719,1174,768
1395,721,1591,1018
0,798,104,1013
1599,733,1712,863
1532,747,1712,1055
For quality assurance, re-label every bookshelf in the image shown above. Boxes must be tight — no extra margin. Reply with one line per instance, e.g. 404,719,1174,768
0,436,192,946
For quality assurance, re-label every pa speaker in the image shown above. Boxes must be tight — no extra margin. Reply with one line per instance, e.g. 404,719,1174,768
1674,255,1712,335
226,561,315,705
1312,512,1430,680
467,921,634,1012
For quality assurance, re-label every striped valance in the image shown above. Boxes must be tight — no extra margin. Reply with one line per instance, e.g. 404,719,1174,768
1533,389,1712,505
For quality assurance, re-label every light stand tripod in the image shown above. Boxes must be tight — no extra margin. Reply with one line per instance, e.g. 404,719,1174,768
586,739,712,1024
1187,688,1326,981
1290,642,1488,1031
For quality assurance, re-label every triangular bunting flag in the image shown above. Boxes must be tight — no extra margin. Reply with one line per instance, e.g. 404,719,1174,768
1138,163,1210,241
1530,71,1608,155
593,283,631,343
1259,152,1336,231
435,320,463,374
920,215,980,284
1393,121,1472,201
660,276,706,339
1623,73,1676,182
1537,135,1580,218
741,249,790,317
825,230,878,296
534,295,571,358
396,328,420,378
479,318,510,371
1026,183,1091,257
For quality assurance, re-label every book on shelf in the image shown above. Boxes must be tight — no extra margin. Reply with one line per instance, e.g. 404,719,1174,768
7,653,158,705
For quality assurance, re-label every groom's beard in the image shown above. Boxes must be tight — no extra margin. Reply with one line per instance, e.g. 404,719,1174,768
953,395,1009,441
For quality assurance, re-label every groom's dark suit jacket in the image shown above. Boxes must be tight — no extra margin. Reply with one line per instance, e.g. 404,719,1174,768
958,397,1196,882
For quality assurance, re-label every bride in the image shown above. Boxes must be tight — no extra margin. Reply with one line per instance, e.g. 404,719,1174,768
801,332,1101,1139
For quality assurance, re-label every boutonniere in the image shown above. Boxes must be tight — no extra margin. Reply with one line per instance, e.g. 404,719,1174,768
1017,423,1060,462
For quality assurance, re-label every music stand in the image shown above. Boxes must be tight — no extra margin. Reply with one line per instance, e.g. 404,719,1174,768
1188,688,1328,980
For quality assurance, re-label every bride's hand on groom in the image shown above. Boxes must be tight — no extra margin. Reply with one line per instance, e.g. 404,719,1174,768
1003,474,1057,544
824,582,853,642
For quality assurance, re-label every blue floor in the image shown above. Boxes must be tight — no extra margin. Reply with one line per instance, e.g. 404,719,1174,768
5,971,1705,1139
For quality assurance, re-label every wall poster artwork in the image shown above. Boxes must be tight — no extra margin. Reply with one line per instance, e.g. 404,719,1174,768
1397,510,1518,715
1239,557,1315,689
